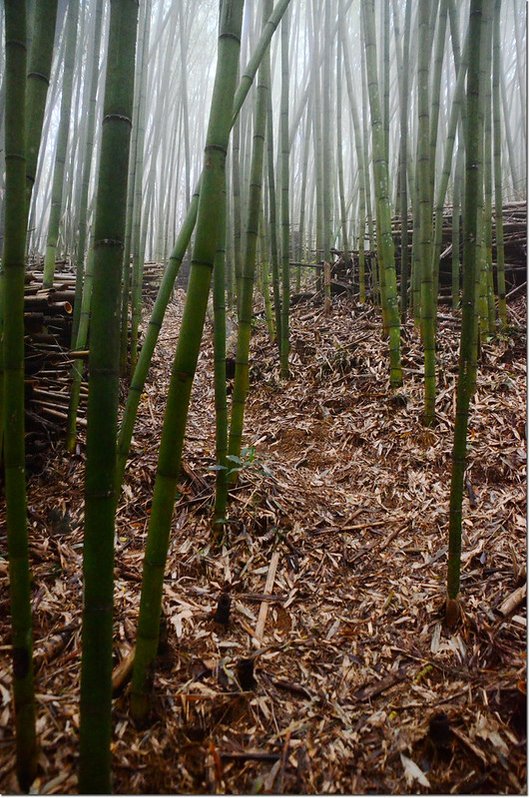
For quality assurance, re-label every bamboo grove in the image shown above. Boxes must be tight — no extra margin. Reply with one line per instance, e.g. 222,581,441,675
0,0,526,792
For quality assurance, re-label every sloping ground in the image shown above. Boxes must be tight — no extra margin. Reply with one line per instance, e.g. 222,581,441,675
0,291,526,794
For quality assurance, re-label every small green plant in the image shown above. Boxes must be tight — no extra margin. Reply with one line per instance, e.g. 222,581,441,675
210,445,273,479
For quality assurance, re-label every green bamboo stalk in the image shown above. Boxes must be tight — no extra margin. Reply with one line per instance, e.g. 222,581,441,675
1,0,59,463
511,0,525,134
447,0,461,70
339,10,367,303
336,35,349,258
24,25,65,255
228,0,270,471
296,108,311,275
25,0,59,211
481,2,496,335
120,0,148,376
428,0,448,208
66,0,104,453
363,8,383,309
361,0,402,387
321,0,333,263
259,198,275,339
279,8,290,378
446,0,485,626
499,64,519,198
360,23,374,256
232,115,243,309
115,189,199,491
116,0,293,490
212,189,228,540
398,0,412,320
431,28,469,306
130,0,152,372
42,0,78,288
382,0,390,168
417,0,437,424
79,0,139,790
311,0,324,289
231,0,291,127
130,0,245,725
261,254,275,340
178,1,192,208
451,142,464,308
3,3,37,790
477,0,493,340
265,88,282,341
492,0,507,330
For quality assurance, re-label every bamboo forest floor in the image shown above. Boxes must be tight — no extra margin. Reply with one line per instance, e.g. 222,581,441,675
0,290,527,795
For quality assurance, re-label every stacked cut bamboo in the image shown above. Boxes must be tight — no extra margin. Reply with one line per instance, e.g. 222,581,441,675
22,270,88,468
142,261,165,301
390,201,527,290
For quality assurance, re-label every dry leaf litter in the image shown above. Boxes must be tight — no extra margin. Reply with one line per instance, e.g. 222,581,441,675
0,290,526,794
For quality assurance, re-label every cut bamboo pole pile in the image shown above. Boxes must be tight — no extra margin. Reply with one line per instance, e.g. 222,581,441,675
142,261,166,301
17,269,88,471
390,201,527,288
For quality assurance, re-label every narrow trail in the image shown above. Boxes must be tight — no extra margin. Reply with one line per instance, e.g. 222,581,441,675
0,292,526,794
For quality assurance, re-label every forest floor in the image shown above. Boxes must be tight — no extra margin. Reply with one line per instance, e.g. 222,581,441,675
0,290,527,795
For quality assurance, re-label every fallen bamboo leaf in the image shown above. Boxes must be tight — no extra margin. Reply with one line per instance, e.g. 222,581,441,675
399,753,430,788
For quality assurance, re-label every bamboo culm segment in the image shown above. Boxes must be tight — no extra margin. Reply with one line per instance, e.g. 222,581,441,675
212,190,228,537
115,189,199,492
42,0,79,289
25,0,59,211
361,0,402,388
279,11,290,379
130,0,152,373
447,0,485,609
79,1,139,792
399,0,412,321
130,0,245,725
417,0,436,425
4,3,37,791
339,14,367,304
67,0,104,452
228,0,270,469
116,0,293,491
492,0,507,330
432,28,470,305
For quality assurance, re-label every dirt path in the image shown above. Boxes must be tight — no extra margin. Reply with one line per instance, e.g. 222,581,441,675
0,293,526,794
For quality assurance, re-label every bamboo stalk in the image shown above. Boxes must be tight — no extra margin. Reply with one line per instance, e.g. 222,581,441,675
79,1,139,790
130,0,245,726
3,3,37,789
